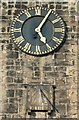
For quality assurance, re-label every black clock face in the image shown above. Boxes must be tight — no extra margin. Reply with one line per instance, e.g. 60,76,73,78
10,6,65,55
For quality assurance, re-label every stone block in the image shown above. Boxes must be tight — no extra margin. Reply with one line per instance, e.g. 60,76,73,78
59,90,67,99
9,98,18,103
7,90,14,97
43,66,51,71
6,103,18,113
14,78,23,83
34,71,40,77
56,4,61,9
16,90,23,97
7,70,16,76
6,76,13,83
57,104,67,116
6,59,14,65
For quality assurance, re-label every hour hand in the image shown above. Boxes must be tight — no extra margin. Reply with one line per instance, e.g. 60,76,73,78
35,28,46,43
38,31,46,43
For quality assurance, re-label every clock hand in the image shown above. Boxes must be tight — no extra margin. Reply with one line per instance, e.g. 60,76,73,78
38,31,46,43
35,28,46,43
35,9,52,32
35,9,52,43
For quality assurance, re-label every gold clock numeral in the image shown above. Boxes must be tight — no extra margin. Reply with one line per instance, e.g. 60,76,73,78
46,43,52,51
16,36,24,44
54,28,62,32
23,43,31,52
16,19,24,23
52,18,61,24
36,45,41,54
25,11,31,17
52,36,61,44
35,7,41,15
14,28,21,32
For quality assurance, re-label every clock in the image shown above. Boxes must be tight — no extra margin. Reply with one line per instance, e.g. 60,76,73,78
10,6,65,55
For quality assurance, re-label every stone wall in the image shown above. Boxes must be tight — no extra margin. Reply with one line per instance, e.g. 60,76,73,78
0,0,78,119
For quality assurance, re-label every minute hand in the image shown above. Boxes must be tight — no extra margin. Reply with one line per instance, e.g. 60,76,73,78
35,9,52,31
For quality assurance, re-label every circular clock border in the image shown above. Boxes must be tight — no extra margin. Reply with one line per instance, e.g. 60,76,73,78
10,6,65,56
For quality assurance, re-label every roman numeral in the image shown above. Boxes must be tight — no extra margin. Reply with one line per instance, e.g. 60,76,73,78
16,19,24,23
52,36,61,44
23,42,31,52
54,28,62,32
14,28,21,32
36,45,41,54
35,7,41,15
16,36,24,44
25,11,31,17
46,43,52,50
52,18,61,24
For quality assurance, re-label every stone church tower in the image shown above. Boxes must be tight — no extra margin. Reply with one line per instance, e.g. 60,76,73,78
0,0,78,119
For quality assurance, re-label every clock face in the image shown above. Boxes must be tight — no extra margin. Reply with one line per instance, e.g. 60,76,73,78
10,6,65,55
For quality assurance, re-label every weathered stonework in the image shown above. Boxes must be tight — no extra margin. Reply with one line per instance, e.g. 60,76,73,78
0,0,78,119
